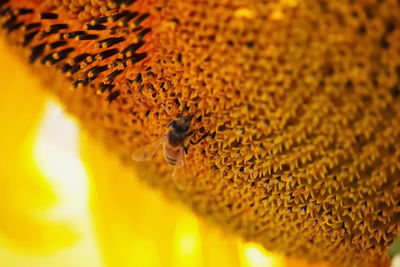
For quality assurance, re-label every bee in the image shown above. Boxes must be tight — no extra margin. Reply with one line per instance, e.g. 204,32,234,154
132,115,194,190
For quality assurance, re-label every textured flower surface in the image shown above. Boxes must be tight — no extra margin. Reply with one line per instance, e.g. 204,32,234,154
1,0,400,266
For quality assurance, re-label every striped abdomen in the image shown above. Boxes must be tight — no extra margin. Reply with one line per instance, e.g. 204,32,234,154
163,143,183,166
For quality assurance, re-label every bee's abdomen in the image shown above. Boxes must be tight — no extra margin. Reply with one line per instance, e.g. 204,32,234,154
163,143,182,166
165,154,177,166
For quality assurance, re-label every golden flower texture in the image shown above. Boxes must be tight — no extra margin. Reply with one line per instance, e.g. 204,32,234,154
1,0,400,266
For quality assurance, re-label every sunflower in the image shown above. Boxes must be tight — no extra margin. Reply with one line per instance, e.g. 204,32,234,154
1,0,400,266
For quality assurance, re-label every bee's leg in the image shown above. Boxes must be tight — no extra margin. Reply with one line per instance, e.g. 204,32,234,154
186,132,216,153
184,130,194,139
190,132,214,145
182,131,194,154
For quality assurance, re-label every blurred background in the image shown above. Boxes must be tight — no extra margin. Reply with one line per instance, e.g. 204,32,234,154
0,38,324,267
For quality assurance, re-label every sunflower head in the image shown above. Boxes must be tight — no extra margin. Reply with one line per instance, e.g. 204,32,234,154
1,0,400,266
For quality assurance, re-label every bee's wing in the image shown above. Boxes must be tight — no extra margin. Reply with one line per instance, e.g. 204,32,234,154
171,147,188,191
132,136,166,161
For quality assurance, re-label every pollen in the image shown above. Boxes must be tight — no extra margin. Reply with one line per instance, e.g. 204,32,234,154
1,0,400,267
233,8,256,19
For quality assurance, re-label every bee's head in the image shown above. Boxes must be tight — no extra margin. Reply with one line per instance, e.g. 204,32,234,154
172,115,192,132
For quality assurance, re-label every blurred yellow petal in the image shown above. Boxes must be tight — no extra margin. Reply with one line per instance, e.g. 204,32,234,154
0,38,77,254
197,221,242,267
0,37,108,267
173,213,202,267
240,243,284,267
